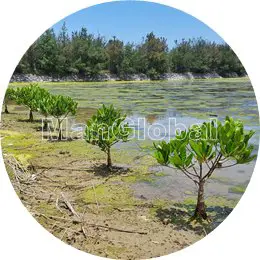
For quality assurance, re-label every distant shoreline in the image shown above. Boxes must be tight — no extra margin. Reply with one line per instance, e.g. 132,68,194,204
10,72,248,84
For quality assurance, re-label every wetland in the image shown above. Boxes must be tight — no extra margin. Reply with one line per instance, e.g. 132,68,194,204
1,78,259,259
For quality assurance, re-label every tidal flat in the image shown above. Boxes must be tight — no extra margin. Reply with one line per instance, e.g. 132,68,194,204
2,78,259,259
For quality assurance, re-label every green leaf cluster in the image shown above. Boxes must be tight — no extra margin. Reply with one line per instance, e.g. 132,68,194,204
4,88,16,104
9,83,78,122
85,104,132,153
218,116,256,164
15,83,47,112
154,116,256,169
47,95,78,119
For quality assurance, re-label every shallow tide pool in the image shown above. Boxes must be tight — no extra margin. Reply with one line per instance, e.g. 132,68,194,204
43,79,259,146
41,79,260,201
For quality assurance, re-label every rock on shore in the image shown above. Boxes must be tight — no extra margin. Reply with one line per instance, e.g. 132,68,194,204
10,72,242,83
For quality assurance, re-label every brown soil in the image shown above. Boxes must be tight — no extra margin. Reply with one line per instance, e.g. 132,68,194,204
0,106,236,259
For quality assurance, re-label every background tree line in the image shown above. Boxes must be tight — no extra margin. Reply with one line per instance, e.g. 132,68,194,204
15,23,246,79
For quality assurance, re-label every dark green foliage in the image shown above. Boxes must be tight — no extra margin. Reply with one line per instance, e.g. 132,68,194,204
106,37,124,75
85,104,132,167
14,26,245,78
140,32,169,78
169,38,245,76
69,29,108,77
119,43,138,76
154,116,256,219
217,44,245,76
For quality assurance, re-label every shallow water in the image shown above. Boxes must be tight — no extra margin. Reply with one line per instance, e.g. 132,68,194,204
44,79,259,201
131,163,255,201
44,79,259,145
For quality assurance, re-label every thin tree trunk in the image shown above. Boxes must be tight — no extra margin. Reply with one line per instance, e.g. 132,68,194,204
4,104,9,114
29,110,33,122
43,116,48,131
194,180,207,220
107,148,112,168
58,119,62,141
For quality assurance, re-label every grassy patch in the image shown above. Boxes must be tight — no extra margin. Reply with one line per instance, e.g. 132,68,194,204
153,172,166,177
184,190,194,195
1,129,38,161
36,201,64,227
81,184,138,211
149,199,171,217
210,175,232,184
229,184,247,194
183,196,238,208
121,174,154,183
105,245,127,258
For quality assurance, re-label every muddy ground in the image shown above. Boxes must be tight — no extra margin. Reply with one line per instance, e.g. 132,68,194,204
0,104,252,259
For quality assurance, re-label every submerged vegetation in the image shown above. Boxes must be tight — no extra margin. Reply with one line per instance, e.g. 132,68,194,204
229,184,247,194
2,82,256,221
1,2,257,256
1,79,258,258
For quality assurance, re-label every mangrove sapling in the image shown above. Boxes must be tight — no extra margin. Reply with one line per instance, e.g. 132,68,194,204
47,95,78,140
3,88,16,113
15,83,42,122
37,89,52,131
153,116,256,220
85,104,132,168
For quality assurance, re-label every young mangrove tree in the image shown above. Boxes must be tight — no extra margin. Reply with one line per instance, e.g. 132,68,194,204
47,95,78,140
153,116,256,220
85,104,132,168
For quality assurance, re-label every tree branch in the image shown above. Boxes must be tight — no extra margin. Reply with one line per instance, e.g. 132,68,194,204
165,165,198,184
183,167,198,178
205,161,211,170
192,166,199,177
202,152,222,181
219,163,238,169
179,168,199,185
